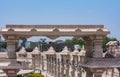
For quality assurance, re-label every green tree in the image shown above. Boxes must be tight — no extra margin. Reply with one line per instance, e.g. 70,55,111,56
65,37,119,50
102,37,118,48
0,41,7,49
65,37,85,47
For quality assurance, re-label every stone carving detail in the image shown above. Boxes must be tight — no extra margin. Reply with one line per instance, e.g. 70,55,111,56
75,28,81,32
53,28,59,32
8,28,14,31
31,28,37,31
97,28,103,32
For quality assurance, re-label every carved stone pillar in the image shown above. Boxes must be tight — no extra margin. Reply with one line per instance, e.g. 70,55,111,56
65,64,69,77
50,56,54,76
54,57,57,77
48,57,51,74
39,54,42,71
60,63,64,77
7,36,17,59
3,69,19,77
4,35,20,77
65,56,70,77
70,65,75,77
93,36,103,58
47,55,49,73
57,59,60,77
50,56,53,75
117,68,120,77
84,37,93,58
60,56,64,77
93,72,103,77
42,56,44,70
84,68,93,77
91,68,105,77
77,67,82,77
69,59,75,77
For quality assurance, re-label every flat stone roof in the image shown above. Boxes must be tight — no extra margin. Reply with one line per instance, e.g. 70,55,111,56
6,24,104,28
0,24,110,39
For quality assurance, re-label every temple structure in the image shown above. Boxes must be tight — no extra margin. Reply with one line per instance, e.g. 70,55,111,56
1,24,119,77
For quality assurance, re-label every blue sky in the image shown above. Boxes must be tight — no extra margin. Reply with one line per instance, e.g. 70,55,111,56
0,0,120,41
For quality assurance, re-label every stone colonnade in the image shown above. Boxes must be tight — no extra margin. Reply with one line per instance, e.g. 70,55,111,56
16,36,107,77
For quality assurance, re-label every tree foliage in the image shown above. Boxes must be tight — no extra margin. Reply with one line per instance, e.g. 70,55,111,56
65,37,119,49
65,38,85,47
0,41,7,49
19,37,27,47
102,37,118,48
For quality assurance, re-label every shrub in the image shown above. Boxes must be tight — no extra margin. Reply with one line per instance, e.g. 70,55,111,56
29,73,44,77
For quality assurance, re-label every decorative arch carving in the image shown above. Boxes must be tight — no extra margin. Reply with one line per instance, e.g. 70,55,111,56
31,28,37,31
53,28,59,32
8,28,14,31
97,28,103,32
75,28,81,32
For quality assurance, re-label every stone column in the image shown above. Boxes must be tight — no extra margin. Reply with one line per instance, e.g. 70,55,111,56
50,55,52,75
84,68,93,77
7,36,17,59
54,57,57,77
93,36,103,58
77,67,82,77
3,69,19,77
4,35,20,77
42,56,44,70
70,59,76,77
84,37,93,58
65,64,69,77
57,58,60,77
117,68,120,77
91,68,105,77
65,56,70,77
70,65,75,77
47,55,49,73
93,72,103,77
52,55,55,76
60,56,64,77
50,56,54,76
39,54,41,71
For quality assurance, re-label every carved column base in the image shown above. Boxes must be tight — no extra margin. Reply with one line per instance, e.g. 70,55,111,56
93,72,103,77
117,68,120,77
70,70,75,77
84,68,93,77
77,72,82,77
57,72,60,77
60,66,64,77
66,69,69,77
3,69,19,77
91,68,105,77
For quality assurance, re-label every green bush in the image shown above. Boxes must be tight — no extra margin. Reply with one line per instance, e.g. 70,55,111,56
29,73,44,77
